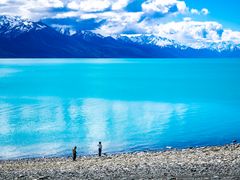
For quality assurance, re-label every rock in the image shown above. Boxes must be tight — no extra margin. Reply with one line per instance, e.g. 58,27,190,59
0,144,240,179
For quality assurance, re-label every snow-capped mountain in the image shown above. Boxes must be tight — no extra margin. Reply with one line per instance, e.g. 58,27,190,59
190,40,240,52
52,26,76,36
0,15,239,58
115,34,240,52
114,34,186,49
0,15,46,38
72,30,105,41
51,21,240,53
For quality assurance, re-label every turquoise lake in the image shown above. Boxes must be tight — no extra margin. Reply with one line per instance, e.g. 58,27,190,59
0,58,240,159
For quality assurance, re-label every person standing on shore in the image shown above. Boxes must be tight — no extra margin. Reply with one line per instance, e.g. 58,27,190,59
72,146,77,161
98,142,102,157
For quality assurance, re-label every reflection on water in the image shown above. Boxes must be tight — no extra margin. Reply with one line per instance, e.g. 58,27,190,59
0,97,188,159
0,103,11,135
0,68,21,78
0,59,132,65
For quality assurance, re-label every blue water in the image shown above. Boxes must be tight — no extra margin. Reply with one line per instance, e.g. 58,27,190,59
0,58,240,159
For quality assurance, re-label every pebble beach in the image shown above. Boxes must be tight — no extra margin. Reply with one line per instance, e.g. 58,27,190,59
0,144,240,179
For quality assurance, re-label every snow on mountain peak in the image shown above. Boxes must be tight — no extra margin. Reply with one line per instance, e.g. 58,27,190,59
115,33,240,52
114,34,187,49
0,15,47,37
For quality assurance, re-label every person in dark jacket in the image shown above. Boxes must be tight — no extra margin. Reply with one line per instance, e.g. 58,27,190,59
98,142,102,157
72,146,77,161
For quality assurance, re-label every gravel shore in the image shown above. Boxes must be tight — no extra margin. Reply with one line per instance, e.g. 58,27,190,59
0,144,240,179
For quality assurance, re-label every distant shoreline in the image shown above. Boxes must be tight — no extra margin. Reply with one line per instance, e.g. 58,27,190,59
1,144,240,179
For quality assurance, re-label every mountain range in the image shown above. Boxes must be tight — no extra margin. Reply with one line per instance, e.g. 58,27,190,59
0,15,239,58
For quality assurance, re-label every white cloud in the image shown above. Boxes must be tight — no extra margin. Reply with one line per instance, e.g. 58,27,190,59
191,8,199,15
54,11,80,19
67,0,111,12
153,21,223,41
222,30,240,43
0,0,8,4
0,0,64,19
141,20,240,49
176,1,188,14
183,17,192,22
112,0,130,10
191,8,209,15
142,0,188,15
66,0,130,12
94,11,143,35
80,13,98,20
23,0,64,9
201,8,209,15
66,1,79,10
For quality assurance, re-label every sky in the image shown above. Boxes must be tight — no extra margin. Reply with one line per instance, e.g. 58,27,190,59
0,0,239,45
184,0,240,30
